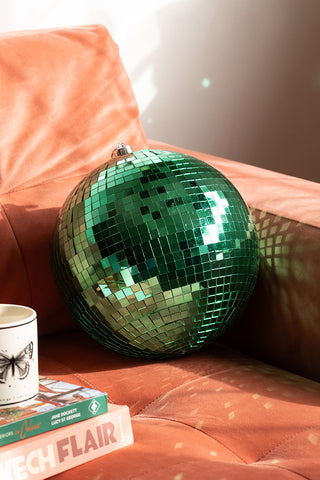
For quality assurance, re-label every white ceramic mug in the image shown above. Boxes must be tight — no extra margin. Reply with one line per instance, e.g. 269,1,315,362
0,304,39,407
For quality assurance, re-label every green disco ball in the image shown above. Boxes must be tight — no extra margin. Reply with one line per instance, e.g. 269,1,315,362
52,145,259,358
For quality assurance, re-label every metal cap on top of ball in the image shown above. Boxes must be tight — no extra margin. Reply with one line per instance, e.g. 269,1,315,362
52,144,259,358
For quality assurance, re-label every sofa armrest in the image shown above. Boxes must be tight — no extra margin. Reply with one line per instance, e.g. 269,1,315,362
148,139,320,381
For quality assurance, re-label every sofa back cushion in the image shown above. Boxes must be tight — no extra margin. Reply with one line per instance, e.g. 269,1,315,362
0,25,147,335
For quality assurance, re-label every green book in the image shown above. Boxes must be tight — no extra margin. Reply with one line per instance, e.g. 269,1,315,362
0,376,108,447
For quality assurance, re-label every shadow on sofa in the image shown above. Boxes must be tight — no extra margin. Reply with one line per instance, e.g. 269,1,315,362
223,209,320,382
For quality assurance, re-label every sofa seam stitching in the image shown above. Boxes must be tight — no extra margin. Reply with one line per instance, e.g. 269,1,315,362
39,355,115,404
254,462,311,480
262,463,311,480
255,427,318,464
134,415,314,479
135,365,238,416
132,414,248,464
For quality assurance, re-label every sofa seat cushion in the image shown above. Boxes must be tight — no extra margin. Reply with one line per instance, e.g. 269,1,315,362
0,25,147,336
39,330,320,479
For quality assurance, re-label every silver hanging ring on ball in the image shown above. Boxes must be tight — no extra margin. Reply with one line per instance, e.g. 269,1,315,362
111,143,133,159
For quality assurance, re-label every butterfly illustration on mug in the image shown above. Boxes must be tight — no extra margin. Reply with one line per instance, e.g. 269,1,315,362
0,342,33,383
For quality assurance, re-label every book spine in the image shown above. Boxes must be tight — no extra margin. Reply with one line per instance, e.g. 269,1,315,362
0,393,108,447
0,404,133,480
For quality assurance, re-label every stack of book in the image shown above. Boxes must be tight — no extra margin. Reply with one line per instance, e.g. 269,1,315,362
0,376,133,480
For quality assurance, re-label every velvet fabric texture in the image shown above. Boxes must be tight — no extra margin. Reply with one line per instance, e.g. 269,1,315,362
0,25,147,335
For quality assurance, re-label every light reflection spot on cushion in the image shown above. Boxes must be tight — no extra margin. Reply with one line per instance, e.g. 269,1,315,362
308,433,318,445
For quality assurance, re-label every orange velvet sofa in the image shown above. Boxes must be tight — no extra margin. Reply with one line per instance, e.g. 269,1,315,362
1,25,320,480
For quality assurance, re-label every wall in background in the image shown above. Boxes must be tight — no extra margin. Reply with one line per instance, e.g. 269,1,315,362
0,0,319,182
